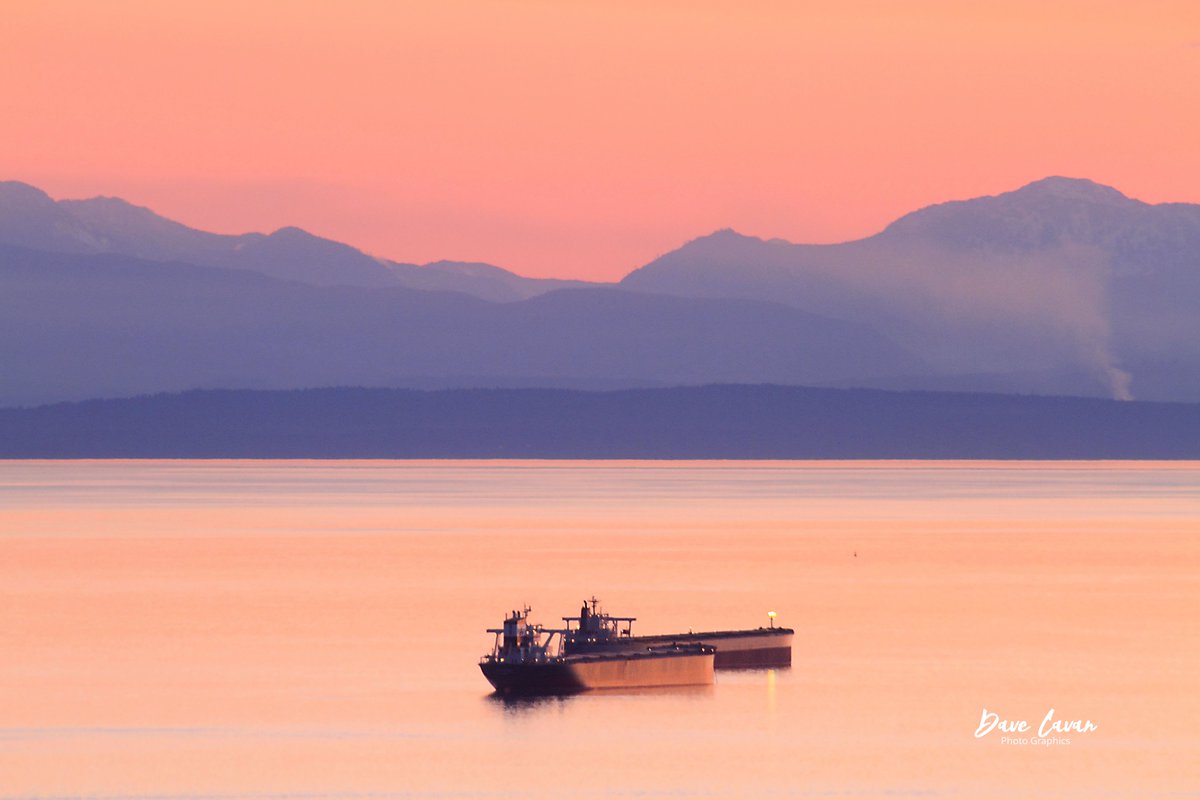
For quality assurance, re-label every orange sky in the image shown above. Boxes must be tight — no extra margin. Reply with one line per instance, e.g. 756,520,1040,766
4,1,1199,279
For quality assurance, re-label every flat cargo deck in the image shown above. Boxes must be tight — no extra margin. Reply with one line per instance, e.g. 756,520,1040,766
566,627,793,668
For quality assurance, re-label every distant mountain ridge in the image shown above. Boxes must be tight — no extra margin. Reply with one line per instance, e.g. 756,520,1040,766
2,175,1199,404
621,177,1200,401
880,177,1200,267
0,181,593,299
0,243,920,407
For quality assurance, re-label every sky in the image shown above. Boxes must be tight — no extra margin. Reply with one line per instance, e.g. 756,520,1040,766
3,1,1199,280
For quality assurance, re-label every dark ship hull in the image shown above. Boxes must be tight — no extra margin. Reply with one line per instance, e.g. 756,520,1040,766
480,648,715,695
565,627,793,668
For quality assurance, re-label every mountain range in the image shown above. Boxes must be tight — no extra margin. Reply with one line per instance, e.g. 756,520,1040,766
624,178,1200,401
0,181,592,300
1,176,1198,408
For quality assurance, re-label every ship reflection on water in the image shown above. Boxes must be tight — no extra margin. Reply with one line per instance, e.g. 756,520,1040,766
486,692,571,715
486,682,720,714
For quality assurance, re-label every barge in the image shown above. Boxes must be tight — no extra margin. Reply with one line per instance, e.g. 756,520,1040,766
562,598,793,668
479,607,714,695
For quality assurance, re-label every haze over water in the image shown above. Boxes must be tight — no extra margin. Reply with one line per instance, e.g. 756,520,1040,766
1,460,1197,798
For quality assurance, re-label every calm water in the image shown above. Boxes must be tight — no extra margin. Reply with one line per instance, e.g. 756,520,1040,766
1,460,1198,798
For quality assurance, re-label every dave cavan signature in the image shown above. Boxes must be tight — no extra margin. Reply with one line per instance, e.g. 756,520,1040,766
975,708,1098,739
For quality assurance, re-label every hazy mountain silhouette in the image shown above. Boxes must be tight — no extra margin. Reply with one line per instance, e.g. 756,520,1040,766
0,244,920,407
3,176,1198,404
0,181,590,299
622,177,1200,401
385,259,595,302
0,181,99,253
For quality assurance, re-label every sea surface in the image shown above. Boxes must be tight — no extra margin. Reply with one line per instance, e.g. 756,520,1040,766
1,460,1197,799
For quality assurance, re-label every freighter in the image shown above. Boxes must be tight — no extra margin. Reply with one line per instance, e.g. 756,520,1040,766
479,607,715,695
561,597,793,668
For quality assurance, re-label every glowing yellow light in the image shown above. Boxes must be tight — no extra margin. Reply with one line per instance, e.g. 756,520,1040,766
767,611,777,618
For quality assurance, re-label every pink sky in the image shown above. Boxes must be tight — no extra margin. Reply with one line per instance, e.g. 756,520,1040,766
4,1,1199,279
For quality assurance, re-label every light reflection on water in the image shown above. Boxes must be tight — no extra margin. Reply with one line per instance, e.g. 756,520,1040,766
0,460,1197,798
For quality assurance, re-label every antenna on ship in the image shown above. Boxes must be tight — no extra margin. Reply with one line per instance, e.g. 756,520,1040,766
767,610,777,629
